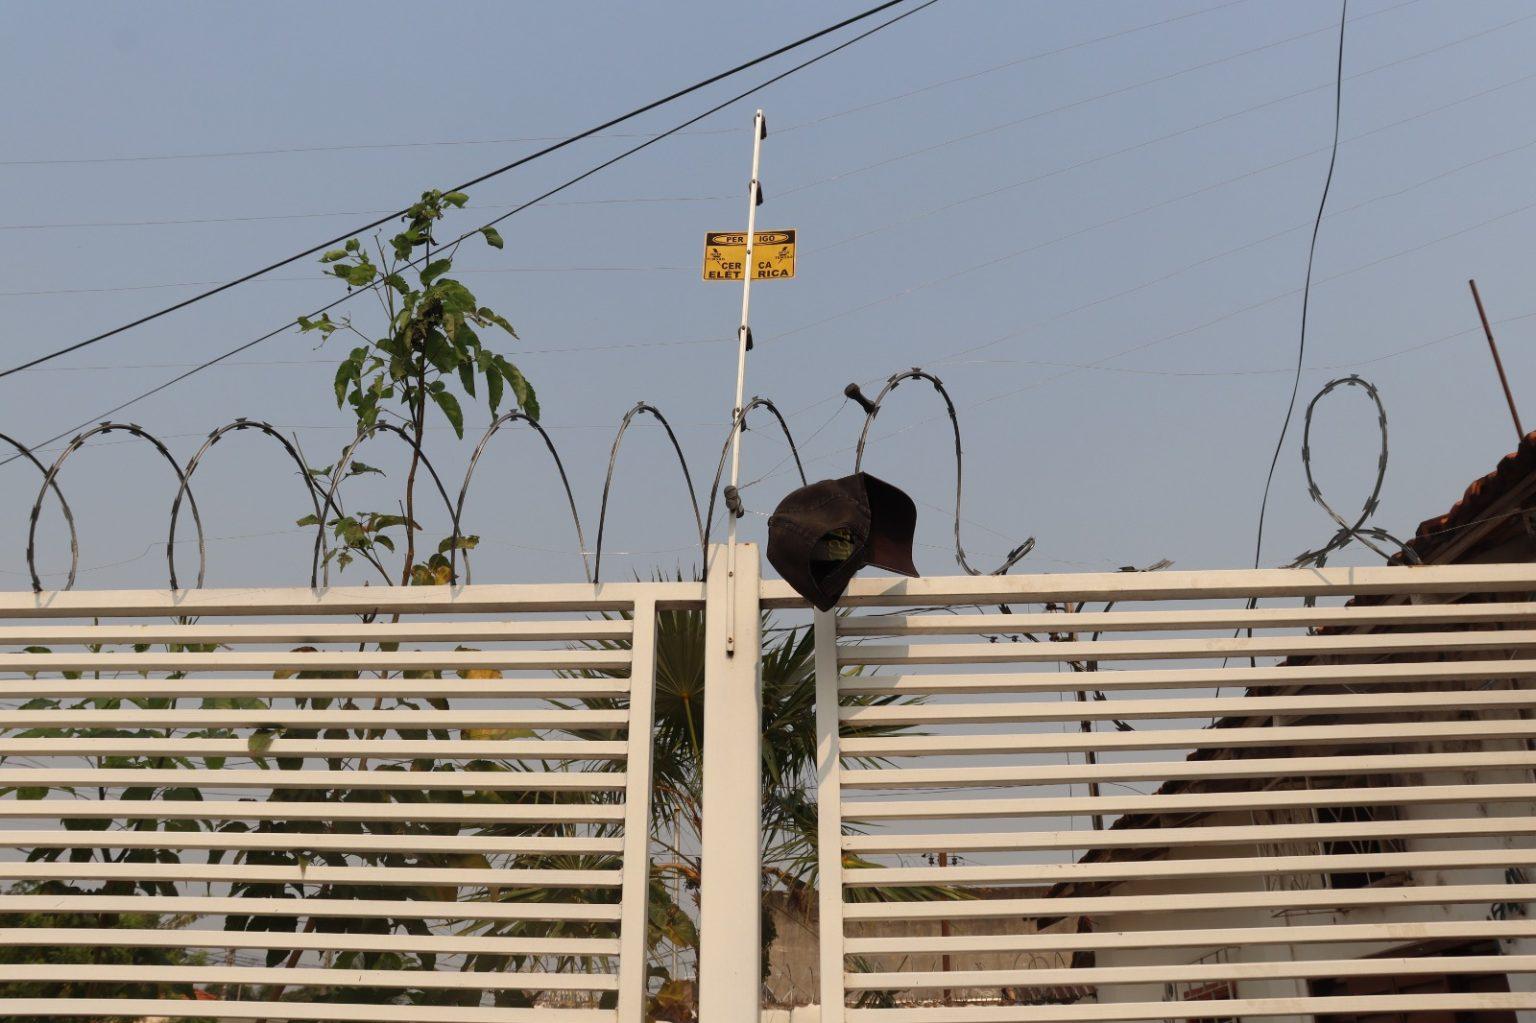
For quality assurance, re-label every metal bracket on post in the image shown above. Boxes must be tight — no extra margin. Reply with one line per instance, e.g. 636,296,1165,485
699,542,764,1020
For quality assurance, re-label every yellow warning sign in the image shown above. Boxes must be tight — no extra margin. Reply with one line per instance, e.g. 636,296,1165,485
702,229,796,281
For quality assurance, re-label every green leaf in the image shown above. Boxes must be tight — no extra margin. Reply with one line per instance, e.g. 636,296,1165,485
295,514,320,527
424,330,457,373
347,460,384,478
496,356,538,421
457,360,476,398
319,249,348,263
431,389,464,438
480,226,504,249
485,360,504,413
420,258,453,286
443,191,469,208
332,360,354,407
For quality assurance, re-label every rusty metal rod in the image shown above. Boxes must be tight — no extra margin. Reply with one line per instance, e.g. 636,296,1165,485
1470,278,1524,442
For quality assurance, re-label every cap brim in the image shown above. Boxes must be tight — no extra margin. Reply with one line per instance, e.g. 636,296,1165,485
859,473,919,578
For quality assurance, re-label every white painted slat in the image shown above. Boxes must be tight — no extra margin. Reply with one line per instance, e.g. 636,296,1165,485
0,580,703,616
0,894,622,921
0,737,629,758
0,676,629,698
841,882,1536,922
841,993,1536,1023
842,628,1536,666
0,799,625,824
846,953,1536,991
0,963,619,991
0,999,615,1022
840,600,1536,635
845,918,1536,956
0,768,625,791
843,815,1536,854
0,619,630,644
840,750,1536,789
841,782,1536,820
0,861,623,888
815,610,847,1023
0,830,624,856
840,687,1536,727
0,708,628,727
617,598,659,1023
0,926,619,956
0,648,627,672
841,657,1536,695
844,847,1536,887
842,718,1536,757
764,562,1536,607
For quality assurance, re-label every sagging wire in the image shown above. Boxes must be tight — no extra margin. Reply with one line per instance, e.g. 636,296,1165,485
702,396,808,578
27,422,205,593
594,403,705,585
170,418,330,589
452,411,591,584
847,368,1035,576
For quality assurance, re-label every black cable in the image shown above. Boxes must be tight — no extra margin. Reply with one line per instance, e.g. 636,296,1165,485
0,0,938,468
1252,0,1348,569
0,0,916,380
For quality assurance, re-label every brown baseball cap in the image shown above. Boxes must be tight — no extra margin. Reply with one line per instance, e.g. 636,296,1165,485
766,472,919,611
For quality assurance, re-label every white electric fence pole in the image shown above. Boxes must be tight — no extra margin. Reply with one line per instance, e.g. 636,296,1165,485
725,108,766,657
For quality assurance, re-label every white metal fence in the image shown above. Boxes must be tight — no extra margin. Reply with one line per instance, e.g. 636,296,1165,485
809,565,1536,1022
5,562,1536,1021
0,582,697,1022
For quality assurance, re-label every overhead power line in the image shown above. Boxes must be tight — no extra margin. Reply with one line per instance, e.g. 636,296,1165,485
0,0,920,381
1253,0,1349,570
0,0,937,468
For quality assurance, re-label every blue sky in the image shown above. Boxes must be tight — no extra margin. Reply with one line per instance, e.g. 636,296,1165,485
2,0,1534,589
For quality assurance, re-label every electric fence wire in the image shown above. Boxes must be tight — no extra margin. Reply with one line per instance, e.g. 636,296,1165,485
1252,0,1349,570
0,0,939,470
0,0,926,380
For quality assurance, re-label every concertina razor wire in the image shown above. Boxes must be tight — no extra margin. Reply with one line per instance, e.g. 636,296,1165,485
8,367,1041,593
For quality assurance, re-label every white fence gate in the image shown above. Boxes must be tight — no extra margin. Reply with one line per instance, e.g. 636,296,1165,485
3,556,1536,1022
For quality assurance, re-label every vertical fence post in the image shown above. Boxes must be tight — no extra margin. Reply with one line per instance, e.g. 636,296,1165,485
699,543,764,1020
814,609,847,1022
617,598,659,1022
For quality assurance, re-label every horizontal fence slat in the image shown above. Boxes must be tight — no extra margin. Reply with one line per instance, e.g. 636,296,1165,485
841,782,1536,820
844,918,1536,956
0,830,625,856
0,999,616,1022
0,708,628,727
0,800,625,823
840,750,1536,789
843,815,1536,853
840,600,1536,636
841,993,1536,1023
0,926,620,956
0,737,629,758
840,688,1536,726
0,963,620,991
0,894,621,921
846,953,1536,991
841,658,1536,696
0,676,629,698
842,882,1536,921
841,718,1536,757
1,580,701,616
844,848,1536,887
0,861,624,888
841,629,1536,666
0,768,626,791
0,619,630,644
0,649,627,672
765,563,1536,607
